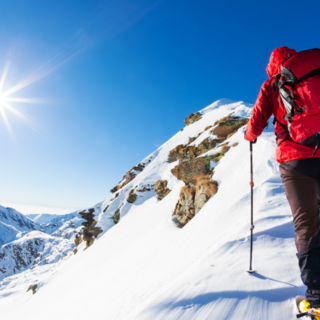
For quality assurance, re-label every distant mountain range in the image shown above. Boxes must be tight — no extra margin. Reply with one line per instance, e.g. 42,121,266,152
0,204,83,282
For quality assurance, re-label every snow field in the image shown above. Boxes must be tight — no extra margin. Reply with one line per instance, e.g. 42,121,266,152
0,99,303,319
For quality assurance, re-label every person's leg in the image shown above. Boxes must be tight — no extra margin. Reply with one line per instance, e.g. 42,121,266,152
280,164,320,306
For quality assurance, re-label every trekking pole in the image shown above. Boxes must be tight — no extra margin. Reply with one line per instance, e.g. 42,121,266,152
247,140,256,274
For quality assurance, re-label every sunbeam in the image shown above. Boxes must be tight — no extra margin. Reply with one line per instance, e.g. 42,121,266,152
0,0,162,138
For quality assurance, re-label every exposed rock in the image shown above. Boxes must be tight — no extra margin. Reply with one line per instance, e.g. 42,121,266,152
154,180,171,200
78,208,103,248
73,248,78,255
187,132,201,145
103,205,109,213
172,175,218,227
110,163,145,193
110,185,122,194
74,234,82,247
113,203,124,224
194,176,218,214
170,113,248,227
173,185,195,225
127,193,138,203
188,137,197,144
111,193,119,201
127,188,138,203
168,136,226,164
171,156,213,184
27,284,38,295
210,144,231,162
211,115,248,138
232,142,239,147
196,137,223,156
167,144,198,163
137,185,154,192
184,112,202,126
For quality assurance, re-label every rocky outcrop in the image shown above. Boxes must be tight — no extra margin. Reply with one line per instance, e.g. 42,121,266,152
113,203,124,224
27,284,37,295
137,185,154,192
171,156,213,184
168,137,226,165
171,113,248,227
173,185,195,226
184,112,202,126
171,152,218,227
78,208,103,248
194,176,218,213
111,163,146,193
173,176,218,227
155,180,171,200
111,192,119,201
211,115,248,138
110,185,122,194
103,205,109,213
168,145,198,163
197,137,222,156
127,188,138,203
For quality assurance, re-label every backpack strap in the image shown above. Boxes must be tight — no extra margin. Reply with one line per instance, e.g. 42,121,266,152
294,67,320,84
273,117,292,146
312,133,320,156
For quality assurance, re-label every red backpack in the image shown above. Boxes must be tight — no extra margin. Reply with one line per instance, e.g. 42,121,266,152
274,48,320,154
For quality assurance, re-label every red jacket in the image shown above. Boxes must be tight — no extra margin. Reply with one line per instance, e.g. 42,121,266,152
245,46,320,163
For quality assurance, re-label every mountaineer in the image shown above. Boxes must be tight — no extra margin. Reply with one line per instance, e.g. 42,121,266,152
245,46,320,318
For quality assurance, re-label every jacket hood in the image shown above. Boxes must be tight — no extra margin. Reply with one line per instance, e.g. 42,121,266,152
266,46,297,78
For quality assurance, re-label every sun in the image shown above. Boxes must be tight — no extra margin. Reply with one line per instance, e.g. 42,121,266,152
0,60,43,135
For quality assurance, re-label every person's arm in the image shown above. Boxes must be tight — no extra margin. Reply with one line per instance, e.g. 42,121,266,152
245,82,273,141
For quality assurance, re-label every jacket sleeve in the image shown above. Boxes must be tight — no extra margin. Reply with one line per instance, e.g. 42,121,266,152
245,81,273,141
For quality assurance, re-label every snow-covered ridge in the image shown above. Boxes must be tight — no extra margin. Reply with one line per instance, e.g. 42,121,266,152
0,205,42,233
0,205,43,246
26,212,80,234
0,99,303,320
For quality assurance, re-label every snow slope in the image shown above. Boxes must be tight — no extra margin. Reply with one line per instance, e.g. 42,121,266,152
0,99,304,320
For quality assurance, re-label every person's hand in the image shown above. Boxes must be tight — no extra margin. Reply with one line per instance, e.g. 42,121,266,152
244,130,257,143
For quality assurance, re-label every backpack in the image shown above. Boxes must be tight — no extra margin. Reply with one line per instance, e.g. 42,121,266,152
274,48,320,155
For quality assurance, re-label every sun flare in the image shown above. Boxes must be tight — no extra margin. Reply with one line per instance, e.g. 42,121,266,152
0,60,43,135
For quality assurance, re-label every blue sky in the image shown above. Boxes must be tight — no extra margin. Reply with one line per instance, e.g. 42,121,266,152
0,0,319,214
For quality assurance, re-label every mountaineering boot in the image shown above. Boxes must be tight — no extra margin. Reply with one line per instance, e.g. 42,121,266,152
296,296,320,319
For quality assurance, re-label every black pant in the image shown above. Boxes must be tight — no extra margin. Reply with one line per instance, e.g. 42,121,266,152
280,158,320,307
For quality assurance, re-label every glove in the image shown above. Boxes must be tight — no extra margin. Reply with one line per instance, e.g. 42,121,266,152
244,130,257,143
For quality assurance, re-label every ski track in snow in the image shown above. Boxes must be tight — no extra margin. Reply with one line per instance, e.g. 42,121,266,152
0,99,304,320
